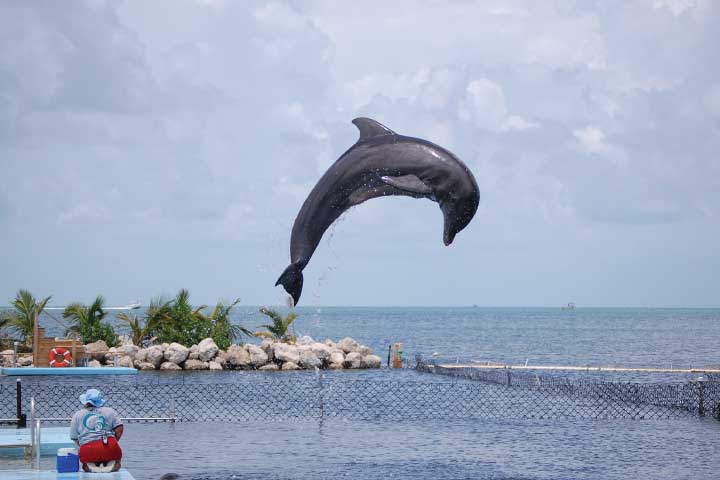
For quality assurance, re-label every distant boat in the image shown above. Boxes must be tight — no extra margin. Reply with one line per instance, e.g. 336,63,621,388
561,302,576,310
47,300,142,311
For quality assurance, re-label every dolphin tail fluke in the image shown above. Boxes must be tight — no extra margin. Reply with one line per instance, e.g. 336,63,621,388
275,263,304,306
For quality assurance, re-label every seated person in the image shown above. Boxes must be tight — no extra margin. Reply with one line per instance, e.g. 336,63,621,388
70,388,124,472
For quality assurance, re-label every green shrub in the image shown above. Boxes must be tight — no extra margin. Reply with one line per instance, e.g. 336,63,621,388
152,290,250,348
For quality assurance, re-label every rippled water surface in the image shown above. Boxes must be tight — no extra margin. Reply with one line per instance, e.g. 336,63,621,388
2,307,719,479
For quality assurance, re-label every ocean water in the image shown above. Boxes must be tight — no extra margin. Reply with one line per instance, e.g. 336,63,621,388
2,307,719,479
27,306,720,369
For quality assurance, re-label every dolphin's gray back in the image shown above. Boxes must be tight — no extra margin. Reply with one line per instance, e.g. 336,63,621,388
289,136,450,265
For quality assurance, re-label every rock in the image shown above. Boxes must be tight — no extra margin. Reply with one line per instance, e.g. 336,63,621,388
344,352,362,369
324,339,336,348
118,335,133,347
17,356,32,367
259,363,279,371
198,338,219,362
164,343,189,364
299,349,322,369
187,345,199,359
84,340,108,361
134,361,156,371
357,345,373,356
329,351,345,365
208,361,223,371
310,342,332,361
183,359,209,370
246,344,268,366
117,355,133,368
119,344,140,360
1,350,13,367
87,359,102,368
226,345,251,369
160,361,182,371
337,337,360,354
273,343,300,364
328,362,344,370
259,340,275,362
134,348,147,363
296,335,314,346
361,354,382,369
281,361,300,371
146,345,164,368
104,347,119,363
214,351,227,367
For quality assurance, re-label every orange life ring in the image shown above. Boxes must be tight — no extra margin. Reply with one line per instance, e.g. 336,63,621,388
49,347,72,368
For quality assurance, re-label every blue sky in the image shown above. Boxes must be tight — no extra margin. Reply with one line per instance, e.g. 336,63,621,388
1,0,718,307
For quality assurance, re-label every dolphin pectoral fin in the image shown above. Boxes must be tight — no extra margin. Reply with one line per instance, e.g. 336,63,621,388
352,118,396,141
348,184,399,206
380,174,433,195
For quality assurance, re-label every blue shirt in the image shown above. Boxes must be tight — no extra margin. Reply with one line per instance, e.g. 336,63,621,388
69,406,122,446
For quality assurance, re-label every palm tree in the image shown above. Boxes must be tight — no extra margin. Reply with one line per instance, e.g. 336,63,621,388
63,296,117,346
255,307,297,343
206,298,252,349
116,312,146,346
1,290,51,347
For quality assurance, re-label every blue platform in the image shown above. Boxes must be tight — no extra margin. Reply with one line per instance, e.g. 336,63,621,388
0,368,137,376
0,427,74,456
0,469,135,479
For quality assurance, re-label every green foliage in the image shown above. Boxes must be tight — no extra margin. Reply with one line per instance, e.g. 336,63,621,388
152,290,249,348
115,313,146,346
1,290,51,346
207,298,252,350
63,295,117,347
255,307,297,343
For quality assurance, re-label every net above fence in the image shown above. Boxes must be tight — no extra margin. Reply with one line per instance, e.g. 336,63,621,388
415,356,720,420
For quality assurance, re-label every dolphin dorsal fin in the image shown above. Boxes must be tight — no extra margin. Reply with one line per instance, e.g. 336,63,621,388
352,117,396,142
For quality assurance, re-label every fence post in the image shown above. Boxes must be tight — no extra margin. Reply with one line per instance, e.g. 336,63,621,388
506,370,511,387
16,379,26,428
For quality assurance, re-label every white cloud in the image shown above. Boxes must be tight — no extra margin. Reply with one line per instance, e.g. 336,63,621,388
460,78,537,132
572,126,627,165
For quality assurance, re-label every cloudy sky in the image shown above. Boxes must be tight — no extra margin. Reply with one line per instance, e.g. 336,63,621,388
1,0,718,307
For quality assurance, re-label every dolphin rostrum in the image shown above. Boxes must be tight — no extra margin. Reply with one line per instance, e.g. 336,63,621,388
276,117,480,305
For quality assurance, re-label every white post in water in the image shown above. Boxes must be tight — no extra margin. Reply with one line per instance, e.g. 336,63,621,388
33,418,41,470
28,397,35,460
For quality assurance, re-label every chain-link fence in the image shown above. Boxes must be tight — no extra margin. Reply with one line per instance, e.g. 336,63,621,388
2,363,719,423
415,356,720,420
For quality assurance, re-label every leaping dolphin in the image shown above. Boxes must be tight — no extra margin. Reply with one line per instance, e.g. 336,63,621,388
276,117,480,305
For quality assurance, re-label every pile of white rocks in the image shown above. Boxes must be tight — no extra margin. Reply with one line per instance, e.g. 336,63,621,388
0,350,32,367
83,336,382,372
